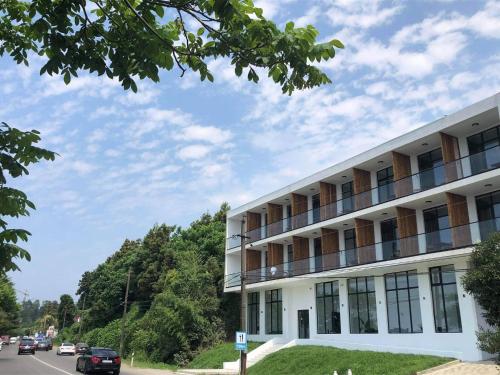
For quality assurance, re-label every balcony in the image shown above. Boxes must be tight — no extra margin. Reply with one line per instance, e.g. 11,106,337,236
224,219,499,288
226,145,500,250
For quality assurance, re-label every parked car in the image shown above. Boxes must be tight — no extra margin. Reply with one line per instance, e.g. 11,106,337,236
18,338,36,355
75,342,89,354
46,338,53,350
36,340,49,351
57,342,76,356
9,337,17,344
76,347,120,375
0,335,10,345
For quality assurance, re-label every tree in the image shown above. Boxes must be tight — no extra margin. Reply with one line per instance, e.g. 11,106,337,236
0,123,56,274
57,294,76,329
0,0,343,94
462,233,500,359
0,275,20,333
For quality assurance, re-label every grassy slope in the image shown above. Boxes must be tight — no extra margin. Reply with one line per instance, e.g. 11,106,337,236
248,346,451,375
187,342,263,369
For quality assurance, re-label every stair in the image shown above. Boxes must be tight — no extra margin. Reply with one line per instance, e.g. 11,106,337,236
222,338,292,370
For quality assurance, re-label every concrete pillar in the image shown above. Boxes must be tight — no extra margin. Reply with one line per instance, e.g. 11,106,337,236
338,279,349,335
371,170,379,205
466,194,481,243
338,230,346,267
374,276,388,334
458,136,471,177
416,208,426,253
373,220,383,261
410,154,421,191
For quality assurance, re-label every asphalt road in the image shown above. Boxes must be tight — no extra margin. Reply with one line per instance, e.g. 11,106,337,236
0,344,138,375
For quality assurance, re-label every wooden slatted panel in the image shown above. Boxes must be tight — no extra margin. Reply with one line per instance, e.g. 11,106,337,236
292,236,309,275
392,151,413,197
268,243,284,266
354,218,376,264
320,182,337,220
446,192,471,247
267,203,283,236
292,193,308,229
246,249,261,271
353,168,372,210
321,228,339,269
440,132,461,182
246,211,262,242
396,206,419,257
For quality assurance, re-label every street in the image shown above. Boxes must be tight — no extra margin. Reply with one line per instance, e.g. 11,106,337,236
0,344,173,375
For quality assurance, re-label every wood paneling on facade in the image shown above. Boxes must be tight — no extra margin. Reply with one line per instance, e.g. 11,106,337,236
440,132,461,182
353,168,372,209
267,203,283,236
292,236,309,275
396,206,419,257
446,192,471,247
246,249,261,271
320,182,337,220
246,211,262,242
291,193,308,229
268,243,284,266
392,151,413,197
321,228,340,269
354,218,376,264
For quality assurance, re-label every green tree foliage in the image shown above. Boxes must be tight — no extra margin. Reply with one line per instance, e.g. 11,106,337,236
57,294,76,329
0,0,343,94
462,233,500,359
0,275,19,333
20,299,41,326
0,122,56,274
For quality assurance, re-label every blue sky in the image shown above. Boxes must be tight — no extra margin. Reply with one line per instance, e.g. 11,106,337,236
2,0,500,301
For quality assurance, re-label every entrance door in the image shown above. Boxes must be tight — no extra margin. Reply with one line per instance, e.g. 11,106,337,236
298,310,310,339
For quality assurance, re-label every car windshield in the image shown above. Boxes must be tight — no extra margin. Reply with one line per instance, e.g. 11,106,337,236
62,343,73,346
21,340,34,345
93,349,117,356
38,341,46,344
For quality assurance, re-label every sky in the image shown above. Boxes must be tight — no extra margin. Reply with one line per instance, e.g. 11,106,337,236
2,0,500,302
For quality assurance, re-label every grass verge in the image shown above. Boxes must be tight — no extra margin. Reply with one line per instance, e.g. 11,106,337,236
248,346,452,375
123,357,177,371
187,342,263,369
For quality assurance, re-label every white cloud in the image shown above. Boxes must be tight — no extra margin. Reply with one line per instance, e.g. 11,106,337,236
177,144,212,160
173,125,232,144
72,161,97,175
326,0,403,29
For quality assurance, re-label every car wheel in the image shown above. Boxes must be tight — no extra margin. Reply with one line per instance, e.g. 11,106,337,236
112,371,120,375
83,362,90,374
17,351,20,355
76,361,80,373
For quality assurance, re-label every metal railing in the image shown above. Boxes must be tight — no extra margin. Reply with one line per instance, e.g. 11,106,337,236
224,219,499,288
226,145,500,250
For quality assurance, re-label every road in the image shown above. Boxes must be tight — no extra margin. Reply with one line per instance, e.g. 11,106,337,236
0,344,174,375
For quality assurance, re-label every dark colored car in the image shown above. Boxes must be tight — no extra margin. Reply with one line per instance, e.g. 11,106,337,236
76,347,121,375
36,340,49,351
18,338,36,355
75,342,89,354
46,338,53,350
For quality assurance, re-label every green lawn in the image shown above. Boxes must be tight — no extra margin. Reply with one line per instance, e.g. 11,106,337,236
248,346,451,375
187,341,263,369
123,357,177,371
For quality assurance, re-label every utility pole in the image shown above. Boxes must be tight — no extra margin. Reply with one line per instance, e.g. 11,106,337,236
78,294,86,339
239,218,247,375
120,267,132,356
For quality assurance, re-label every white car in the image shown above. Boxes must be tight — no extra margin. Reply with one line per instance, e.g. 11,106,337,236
10,337,17,344
57,343,76,356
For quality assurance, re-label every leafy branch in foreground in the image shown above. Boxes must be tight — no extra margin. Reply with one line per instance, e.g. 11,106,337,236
0,122,56,274
0,0,343,94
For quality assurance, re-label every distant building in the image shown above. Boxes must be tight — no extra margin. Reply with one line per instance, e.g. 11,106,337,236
224,92,500,361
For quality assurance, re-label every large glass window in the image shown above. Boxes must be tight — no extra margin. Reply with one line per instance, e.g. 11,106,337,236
381,218,400,260
423,205,452,252
342,181,354,213
377,166,395,203
385,271,422,333
287,244,293,274
468,125,500,175
286,204,292,231
430,265,462,333
348,277,378,333
316,281,341,334
312,194,320,223
344,228,357,266
248,292,260,335
314,237,322,272
418,148,445,190
265,289,282,334
476,190,500,240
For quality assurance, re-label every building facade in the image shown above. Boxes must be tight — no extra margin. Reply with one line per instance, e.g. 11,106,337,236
224,93,500,361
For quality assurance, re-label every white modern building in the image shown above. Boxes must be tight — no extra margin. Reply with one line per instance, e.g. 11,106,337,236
224,93,500,361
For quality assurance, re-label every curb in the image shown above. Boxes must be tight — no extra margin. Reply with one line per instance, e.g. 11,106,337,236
416,360,461,375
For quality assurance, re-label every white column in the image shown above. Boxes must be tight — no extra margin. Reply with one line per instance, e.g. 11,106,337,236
307,195,313,225
416,208,426,253
371,170,379,205
260,289,265,338
338,230,346,267
309,238,315,273
458,136,471,177
416,264,435,335
466,194,481,243
261,250,267,279
336,184,343,215
410,154,421,191
374,276,388,334
373,219,383,261
338,279,349,335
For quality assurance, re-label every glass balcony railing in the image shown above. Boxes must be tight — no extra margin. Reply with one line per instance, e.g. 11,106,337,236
226,145,500,250
224,219,498,288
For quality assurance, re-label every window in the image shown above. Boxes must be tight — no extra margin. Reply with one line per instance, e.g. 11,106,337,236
316,281,341,334
381,218,399,260
314,237,322,272
418,148,445,190
348,277,378,333
377,166,395,203
248,292,260,335
312,194,321,223
430,265,462,333
476,190,500,239
287,244,293,274
344,228,357,266
265,289,282,334
264,251,268,268
423,205,452,252
385,270,422,333
467,125,500,174
286,204,292,231
342,181,354,213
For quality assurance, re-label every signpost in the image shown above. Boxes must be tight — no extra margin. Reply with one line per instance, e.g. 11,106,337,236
235,331,247,352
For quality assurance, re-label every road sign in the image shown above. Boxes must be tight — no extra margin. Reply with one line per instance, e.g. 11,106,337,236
235,331,247,351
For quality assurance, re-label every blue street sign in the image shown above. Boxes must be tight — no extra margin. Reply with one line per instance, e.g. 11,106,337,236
235,331,247,351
